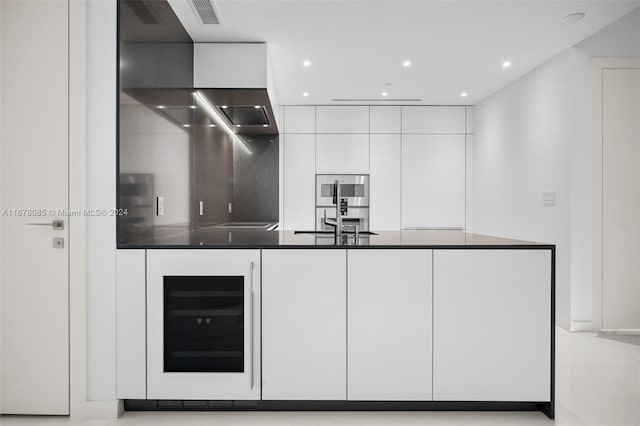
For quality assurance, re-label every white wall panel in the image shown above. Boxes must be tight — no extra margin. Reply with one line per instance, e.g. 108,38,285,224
402,106,465,134
370,106,401,133
316,106,369,133
194,43,267,88
284,106,315,133
370,134,401,230
402,134,465,228
316,134,369,174
283,134,315,230
116,250,146,399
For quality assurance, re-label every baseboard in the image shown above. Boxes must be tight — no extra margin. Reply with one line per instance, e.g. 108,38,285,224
601,329,640,335
556,317,599,332
556,317,571,331
570,320,596,332
71,399,123,419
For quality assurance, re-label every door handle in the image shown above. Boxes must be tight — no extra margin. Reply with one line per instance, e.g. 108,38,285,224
26,220,64,230
249,261,254,390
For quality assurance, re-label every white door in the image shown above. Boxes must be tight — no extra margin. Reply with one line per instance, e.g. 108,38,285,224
0,0,70,415
602,67,640,331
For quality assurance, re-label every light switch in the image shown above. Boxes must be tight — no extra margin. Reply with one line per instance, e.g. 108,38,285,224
543,191,556,207
156,196,164,216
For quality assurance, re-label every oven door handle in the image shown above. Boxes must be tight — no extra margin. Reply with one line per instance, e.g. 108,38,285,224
249,261,254,390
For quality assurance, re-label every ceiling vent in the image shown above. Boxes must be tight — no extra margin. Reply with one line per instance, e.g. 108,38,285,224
189,0,222,25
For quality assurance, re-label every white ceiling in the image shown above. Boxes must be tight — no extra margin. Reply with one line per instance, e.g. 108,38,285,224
167,0,640,105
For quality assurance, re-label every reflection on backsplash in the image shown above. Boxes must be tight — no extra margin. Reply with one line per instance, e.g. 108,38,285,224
117,0,278,246
118,90,279,245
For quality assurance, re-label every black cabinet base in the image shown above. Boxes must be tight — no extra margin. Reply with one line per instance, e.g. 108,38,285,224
124,400,554,419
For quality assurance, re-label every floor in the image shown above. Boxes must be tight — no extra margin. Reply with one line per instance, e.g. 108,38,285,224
0,327,638,426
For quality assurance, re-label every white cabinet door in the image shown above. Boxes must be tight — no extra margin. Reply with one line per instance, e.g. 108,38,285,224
433,250,551,402
116,250,147,399
316,106,369,133
370,134,401,230
316,134,369,174
402,134,465,229
348,250,432,401
370,106,401,134
401,106,465,134
262,250,347,400
146,250,261,400
283,134,315,230
284,106,316,133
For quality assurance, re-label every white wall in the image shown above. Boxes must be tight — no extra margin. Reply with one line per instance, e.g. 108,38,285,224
472,8,640,322
87,0,117,400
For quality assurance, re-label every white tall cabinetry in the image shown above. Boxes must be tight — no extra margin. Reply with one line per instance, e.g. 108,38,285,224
281,104,469,231
348,250,432,400
262,250,347,400
402,134,466,228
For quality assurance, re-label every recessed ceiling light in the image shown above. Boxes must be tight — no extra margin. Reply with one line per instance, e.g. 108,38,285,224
262,124,269,128
157,105,165,109
254,105,261,109
189,105,197,109
502,61,512,68
303,60,311,67
381,92,388,97
402,60,411,67
460,92,468,97
221,105,228,109
182,124,191,128
302,92,309,97
208,124,216,128
563,12,585,23
236,124,242,127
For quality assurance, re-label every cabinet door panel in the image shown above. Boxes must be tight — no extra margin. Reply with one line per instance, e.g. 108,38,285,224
262,250,347,400
283,134,315,230
433,249,551,401
116,250,147,399
370,106,401,134
402,134,465,228
348,250,432,400
316,134,369,174
401,106,465,134
370,134,401,230
284,106,315,133
316,106,369,133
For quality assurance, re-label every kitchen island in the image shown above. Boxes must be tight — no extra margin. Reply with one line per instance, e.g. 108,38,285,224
116,230,554,419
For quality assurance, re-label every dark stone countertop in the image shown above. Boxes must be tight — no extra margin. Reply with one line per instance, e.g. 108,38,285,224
118,227,553,249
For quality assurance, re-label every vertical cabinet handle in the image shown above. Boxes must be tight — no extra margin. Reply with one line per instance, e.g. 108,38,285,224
249,261,254,389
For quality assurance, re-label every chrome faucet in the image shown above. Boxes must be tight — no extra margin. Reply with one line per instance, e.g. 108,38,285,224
323,180,343,239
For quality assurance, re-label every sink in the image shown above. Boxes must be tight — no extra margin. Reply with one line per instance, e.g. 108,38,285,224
294,230,377,235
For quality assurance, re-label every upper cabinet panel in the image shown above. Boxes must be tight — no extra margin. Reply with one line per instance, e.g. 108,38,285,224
370,106,401,134
284,106,316,133
194,43,267,88
316,106,369,134
401,106,465,134
466,106,474,134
